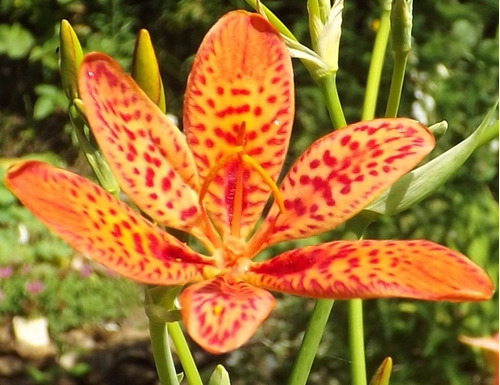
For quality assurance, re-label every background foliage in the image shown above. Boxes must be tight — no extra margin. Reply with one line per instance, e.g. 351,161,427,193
0,0,498,384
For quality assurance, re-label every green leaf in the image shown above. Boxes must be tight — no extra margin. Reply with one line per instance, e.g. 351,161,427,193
0,23,35,59
145,305,182,323
366,101,499,215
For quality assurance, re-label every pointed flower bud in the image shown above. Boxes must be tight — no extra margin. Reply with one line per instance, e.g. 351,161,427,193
208,365,231,385
131,29,166,113
59,20,83,101
308,0,344,74
391,0,413,53
369,357,393,385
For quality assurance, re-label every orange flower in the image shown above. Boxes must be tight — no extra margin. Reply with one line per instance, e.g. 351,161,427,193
460,332,499,385
4,11,493,354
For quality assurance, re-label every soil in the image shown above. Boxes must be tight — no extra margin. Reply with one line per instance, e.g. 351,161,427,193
0,310,217,385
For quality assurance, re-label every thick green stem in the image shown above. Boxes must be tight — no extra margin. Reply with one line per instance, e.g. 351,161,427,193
287,299,335,385
385,51,409,117
149,321,180,385
361,4,391,120
168,322,203,385
318,74,347,128
348,299,367,385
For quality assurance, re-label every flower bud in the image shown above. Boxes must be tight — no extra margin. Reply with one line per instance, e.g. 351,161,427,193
391,0,413,53
208,365,231,385
132,29,166,113
59,20,83,101
308,0,344,73
369,357,393,385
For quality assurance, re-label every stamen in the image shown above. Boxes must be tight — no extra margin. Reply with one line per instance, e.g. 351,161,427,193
198,121,285,237
198,148,243,204
240,154,285,214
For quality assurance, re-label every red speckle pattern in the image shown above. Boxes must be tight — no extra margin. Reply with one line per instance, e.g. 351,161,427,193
78,53,201,232
244,240,494,301
4,12,493,357
183,11,294,239
5,161,213,284
249,118,435,250
179,275,275,354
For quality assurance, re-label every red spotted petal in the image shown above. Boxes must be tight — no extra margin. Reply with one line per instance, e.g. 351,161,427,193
248,118,435,253
243,240,494,301
5,161,213,285
184,11,294,239
179,275,275,354
78,53,201,232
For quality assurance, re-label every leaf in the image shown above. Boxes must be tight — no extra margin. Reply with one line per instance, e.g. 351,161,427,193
0,23,35,59
366,102,499,215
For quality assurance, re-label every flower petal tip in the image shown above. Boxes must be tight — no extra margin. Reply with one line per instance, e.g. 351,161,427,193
179,276,275,354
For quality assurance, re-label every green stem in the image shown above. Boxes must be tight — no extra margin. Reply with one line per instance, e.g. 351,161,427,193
287,299,335,385
348,299,367,385
168,322,203,385
345,214,374,385
149,321,180,385
318,74,347,128
361,3,391,120
385,51,409,117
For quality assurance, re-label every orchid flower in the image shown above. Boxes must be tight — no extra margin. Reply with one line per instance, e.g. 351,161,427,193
4,11,493,354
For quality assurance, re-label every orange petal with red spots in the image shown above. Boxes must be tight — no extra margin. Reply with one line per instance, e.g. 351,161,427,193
248,118,435,253
184,11,294,239
179,275,275,354
243,240,494,301
78,53,201,232
5,161,213,285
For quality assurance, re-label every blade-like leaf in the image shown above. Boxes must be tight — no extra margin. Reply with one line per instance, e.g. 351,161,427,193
248,118,434,254
179,275,275,354
78,53,201,232
5,161,212,285
244,240,493,301
367,102,499,215
183,10,294,240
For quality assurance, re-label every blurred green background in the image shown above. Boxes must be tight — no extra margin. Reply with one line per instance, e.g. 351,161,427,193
0,0,498,384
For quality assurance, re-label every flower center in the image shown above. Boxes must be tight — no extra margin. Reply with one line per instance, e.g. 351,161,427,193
198,122,285,239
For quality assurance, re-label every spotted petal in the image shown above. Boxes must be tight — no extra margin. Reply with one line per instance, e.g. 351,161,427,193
5,161,213,285
78,53,201,232
179,275,275,354
243,240,494,301
248,118,435,253
184,11,294,240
